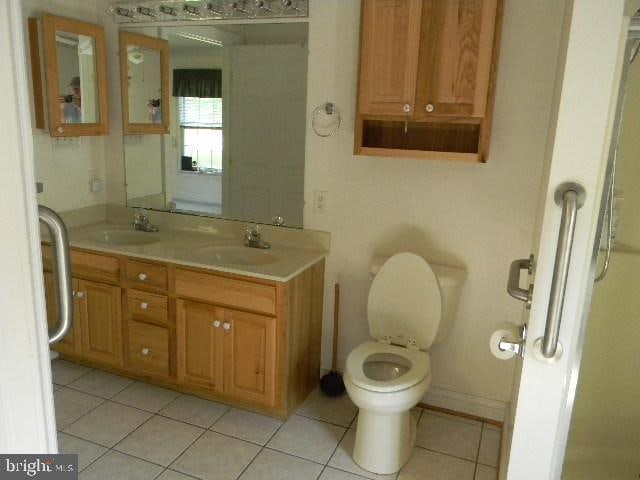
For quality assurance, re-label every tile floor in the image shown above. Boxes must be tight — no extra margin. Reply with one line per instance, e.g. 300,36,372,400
51,360,501,480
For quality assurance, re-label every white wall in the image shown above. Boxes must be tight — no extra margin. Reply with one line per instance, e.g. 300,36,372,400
23,0,107,212
303,1,565,406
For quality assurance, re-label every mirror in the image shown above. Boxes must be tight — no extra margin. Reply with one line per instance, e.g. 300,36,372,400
41,14,108,136
120,31,170,134
122,23,308,228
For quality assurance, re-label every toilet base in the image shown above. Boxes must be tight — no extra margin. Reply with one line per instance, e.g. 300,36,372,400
352,409,417,475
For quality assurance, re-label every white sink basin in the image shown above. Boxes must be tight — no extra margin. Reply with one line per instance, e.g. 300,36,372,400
196,245,279,266
82,228,160,246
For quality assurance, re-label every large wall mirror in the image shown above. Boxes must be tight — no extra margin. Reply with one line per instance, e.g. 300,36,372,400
122,23,308,228
39,14,109,136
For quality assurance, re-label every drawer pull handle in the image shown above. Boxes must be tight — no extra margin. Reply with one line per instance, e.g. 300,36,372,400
213,320,221,328
222,322,231,331
140,302,149,310
138,273,147,281
75,291,85,299
141,348,150,356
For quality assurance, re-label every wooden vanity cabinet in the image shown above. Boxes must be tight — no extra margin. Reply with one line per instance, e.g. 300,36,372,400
44,272,81,356
42,244,324,419
355,0,503,162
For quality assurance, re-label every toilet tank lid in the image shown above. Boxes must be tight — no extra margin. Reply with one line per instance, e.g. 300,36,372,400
371,255,466,288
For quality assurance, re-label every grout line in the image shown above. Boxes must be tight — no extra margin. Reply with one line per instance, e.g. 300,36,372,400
413,444,478,465
295,410,358,429
233,411,288,479
164,468,202,479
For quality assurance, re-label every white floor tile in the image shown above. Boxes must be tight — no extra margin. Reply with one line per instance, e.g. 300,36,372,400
268,415,346,464
319,467,370,480
415,412,482,461
57,433,107,472
160,394,229,428
64,401,152,447
477,427,501,467
51,360,92,386
328,429,396,480
156,470,199,480
475,464,497,480
112,382,181,413
212,408,282,445
54,387,104,430
68,370,135,399
114,415,204,466
398,448,475,480
79,450,163,480
171,431,260,480
240,448,324,480
297,388,358,427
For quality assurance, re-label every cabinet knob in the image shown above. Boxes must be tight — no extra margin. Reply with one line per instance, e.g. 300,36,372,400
141,347,150,356
140,302,149,310
75,291,85,299
402,103,412,113
213,320,221,328
222,322,231,331
57,126,64,134
138,273,147,281
425,103,435,113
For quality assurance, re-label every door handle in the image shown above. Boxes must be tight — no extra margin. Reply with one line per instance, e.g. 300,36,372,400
507,255,534,308
39,205,73,345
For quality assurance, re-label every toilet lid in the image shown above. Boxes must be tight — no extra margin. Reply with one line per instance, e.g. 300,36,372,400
367,253,442,350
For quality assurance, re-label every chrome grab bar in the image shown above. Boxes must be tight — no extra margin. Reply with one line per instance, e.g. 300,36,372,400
38,205,73,345
537,183,586,359
507,255,534,307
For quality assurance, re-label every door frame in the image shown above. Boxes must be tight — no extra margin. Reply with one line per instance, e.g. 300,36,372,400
0,0,57,452
506,1,640,478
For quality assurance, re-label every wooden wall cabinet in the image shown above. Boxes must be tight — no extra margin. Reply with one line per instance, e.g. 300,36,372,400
43,244,324,419
355,0,503,162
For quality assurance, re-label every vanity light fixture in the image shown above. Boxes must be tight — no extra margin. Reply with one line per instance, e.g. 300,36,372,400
174,32,224,46
108,0,308,23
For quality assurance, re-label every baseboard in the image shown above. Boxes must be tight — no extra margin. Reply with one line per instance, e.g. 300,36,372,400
422,386,508,423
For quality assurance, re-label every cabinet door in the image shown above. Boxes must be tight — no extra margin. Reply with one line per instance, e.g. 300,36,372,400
416,0,498,117
223,309,277,407
44,273,81,356
357,0,423,116
77,279,123,367
176,300,224,391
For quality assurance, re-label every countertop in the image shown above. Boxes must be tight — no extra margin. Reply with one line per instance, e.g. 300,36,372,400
51,222,326,282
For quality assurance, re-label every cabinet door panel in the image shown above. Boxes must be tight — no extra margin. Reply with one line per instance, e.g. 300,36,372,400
176,300,224,391
224,310,276,407
416,0,498,117
78,279,123,366
358,0,423,115
44,273,81,355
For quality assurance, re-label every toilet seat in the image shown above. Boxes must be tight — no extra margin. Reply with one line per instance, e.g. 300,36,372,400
346,341,431,393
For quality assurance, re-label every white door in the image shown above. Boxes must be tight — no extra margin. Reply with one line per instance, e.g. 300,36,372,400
504,1,640,479
0,0,58,451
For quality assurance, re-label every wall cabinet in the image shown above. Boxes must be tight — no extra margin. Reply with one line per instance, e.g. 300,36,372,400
355,0,503,162
42,244,324,419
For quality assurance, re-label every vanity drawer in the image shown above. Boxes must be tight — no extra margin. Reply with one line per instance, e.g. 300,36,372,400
127,289,168,326
127,320,169,377
174,269,276,316
126,260,167,291
42,246,120,283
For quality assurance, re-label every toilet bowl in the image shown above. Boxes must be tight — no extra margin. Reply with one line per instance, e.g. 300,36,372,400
344,253,465,475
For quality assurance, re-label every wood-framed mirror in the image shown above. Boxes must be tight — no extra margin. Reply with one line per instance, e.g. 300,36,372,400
120,31,170,135
41,14,109,137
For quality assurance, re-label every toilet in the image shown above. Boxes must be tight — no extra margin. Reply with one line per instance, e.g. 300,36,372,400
344,253,466,474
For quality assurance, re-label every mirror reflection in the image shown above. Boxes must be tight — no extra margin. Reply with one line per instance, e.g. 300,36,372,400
123,23,308,228
127,46,163,124
55,31,98,124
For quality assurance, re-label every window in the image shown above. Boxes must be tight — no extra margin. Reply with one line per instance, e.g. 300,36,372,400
178,96,223,173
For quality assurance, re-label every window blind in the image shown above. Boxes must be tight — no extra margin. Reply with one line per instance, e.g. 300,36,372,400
178,97,222,128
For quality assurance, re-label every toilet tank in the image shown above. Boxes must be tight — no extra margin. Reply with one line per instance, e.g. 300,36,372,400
370,256,466,346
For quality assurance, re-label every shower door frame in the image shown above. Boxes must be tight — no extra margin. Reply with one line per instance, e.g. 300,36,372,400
506,1,640,479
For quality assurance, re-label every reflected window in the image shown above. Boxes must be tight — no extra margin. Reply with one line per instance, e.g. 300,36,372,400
178,96,223,173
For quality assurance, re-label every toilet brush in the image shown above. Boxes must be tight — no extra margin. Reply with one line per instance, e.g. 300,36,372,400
320,283,346,396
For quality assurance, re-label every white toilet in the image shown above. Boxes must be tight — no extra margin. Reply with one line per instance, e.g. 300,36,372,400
344,253,466,474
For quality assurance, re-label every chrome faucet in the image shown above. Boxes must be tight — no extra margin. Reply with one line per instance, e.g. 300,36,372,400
132,209,159,232
244,225,270,249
